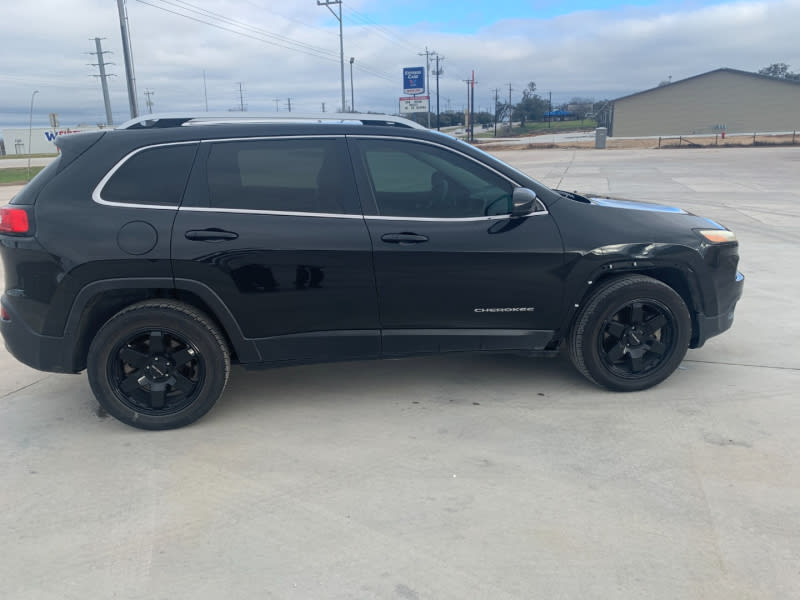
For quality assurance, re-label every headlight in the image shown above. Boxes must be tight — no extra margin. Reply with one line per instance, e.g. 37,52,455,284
695,229,737,243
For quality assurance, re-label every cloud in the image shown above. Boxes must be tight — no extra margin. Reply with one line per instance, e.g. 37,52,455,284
1,0,798,129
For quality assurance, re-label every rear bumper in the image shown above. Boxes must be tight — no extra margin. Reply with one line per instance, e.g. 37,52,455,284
0,296,76,373
692,271,744,348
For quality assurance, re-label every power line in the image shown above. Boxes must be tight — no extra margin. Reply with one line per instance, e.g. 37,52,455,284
134,0,395,83
136,0,340,62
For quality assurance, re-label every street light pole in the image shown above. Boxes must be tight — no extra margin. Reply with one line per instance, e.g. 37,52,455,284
27,90,39,180
349,57,355,112
317,0,345,113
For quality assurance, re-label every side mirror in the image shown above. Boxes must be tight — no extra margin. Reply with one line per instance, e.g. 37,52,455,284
511,188,537,217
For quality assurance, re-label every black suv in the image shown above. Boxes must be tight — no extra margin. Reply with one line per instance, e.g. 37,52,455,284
0,113,743,429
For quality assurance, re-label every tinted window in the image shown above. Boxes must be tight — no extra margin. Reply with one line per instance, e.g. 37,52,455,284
102,144,197,206
206,139,350,214
358,139,514,218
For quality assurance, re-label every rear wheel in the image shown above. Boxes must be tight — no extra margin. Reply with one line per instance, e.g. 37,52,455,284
87,300,230,430
569,275,691,391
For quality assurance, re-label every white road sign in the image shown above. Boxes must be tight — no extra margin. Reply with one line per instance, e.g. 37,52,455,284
399,96,430,114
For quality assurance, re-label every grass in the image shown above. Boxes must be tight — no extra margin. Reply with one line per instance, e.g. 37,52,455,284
0,167,44,185
0,153,57,160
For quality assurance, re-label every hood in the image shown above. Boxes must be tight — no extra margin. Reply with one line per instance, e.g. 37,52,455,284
586,197,687,214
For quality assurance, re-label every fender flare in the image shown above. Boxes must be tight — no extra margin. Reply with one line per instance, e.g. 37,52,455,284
62,277,261,363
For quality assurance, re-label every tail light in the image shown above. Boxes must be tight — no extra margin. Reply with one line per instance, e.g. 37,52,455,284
0,207,30,233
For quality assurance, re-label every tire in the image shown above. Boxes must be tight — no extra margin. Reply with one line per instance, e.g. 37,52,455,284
87,300,230,430
568,275,691,391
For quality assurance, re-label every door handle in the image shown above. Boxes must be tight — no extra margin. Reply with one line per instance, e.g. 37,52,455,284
380,232,429,244
185,229,239,242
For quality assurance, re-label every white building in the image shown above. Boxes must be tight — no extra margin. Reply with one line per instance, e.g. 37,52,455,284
1,126,103,155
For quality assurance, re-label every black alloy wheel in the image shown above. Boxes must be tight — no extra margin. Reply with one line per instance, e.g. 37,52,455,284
569,275,691,391
108,329,205,416
88,300,230,430
598,299,675,379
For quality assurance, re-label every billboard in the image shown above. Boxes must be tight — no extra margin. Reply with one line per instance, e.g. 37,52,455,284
403,67,425,95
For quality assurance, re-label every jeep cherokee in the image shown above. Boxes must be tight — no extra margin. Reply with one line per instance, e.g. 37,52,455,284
0,113,743,429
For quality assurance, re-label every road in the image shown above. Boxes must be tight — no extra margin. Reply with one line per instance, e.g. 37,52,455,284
0,156,57,169
1,146,799,599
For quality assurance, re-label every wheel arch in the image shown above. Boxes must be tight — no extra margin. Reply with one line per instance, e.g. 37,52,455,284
63,278,260,371
561,264,703,346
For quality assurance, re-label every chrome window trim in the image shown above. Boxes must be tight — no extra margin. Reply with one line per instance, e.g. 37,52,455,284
363,211,547,223
92,141,200,209
91,134,549,219
177,206,363,219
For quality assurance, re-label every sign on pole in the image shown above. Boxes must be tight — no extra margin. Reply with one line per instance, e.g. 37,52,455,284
403,67,425,95
399,96,430,114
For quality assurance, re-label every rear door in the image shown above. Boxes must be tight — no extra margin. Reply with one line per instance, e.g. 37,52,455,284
171,136,380,364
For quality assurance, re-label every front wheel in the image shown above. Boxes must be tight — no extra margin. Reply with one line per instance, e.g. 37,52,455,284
87,300,230,430
569,275,691,391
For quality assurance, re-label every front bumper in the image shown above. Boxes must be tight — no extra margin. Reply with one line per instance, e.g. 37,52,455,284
691,271,744,348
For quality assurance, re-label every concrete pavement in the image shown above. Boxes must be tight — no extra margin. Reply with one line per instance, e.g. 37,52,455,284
1,146,799,599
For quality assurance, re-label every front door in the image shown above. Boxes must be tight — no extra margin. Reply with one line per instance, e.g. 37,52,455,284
348,136,564,355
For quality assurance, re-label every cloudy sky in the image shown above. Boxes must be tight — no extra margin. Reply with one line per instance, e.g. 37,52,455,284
1,0,799,130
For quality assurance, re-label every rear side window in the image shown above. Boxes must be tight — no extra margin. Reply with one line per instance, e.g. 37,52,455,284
205,138,352,214
101,144,198,206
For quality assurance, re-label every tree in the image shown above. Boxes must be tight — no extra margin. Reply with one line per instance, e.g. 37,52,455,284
758,63,800,81
511,82,548,127
495,100,510,126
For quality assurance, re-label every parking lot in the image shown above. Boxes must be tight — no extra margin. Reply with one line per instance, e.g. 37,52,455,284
2,146,799,599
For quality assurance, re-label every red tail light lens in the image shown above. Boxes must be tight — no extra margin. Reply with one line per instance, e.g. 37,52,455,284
0,207,30,233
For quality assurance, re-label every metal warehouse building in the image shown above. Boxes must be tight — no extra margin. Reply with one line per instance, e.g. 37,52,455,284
605,68,800,137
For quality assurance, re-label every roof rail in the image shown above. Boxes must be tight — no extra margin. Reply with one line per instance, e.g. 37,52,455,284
117,112,425,130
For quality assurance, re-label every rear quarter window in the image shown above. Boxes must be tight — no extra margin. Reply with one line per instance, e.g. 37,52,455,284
99,143,198,206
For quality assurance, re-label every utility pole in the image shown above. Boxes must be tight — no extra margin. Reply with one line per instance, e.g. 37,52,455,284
274,98,281,112
507,83,513,133
548,91,552,128
493,88,500,137
463,79,471,140
433,54,444,130
470,71,476,142
27,90,38,179
418,47,435,128
88,37,115,127
349,57,355,112
321,102,326,112
237,82,246,111
144,89,155,113
316,0,345,114
116,0,138,118
287,98,292,112
203,70,208,111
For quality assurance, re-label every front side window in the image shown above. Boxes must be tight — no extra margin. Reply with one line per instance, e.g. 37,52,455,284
357,139,515,218
206,138,350,214
102,144,198,206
